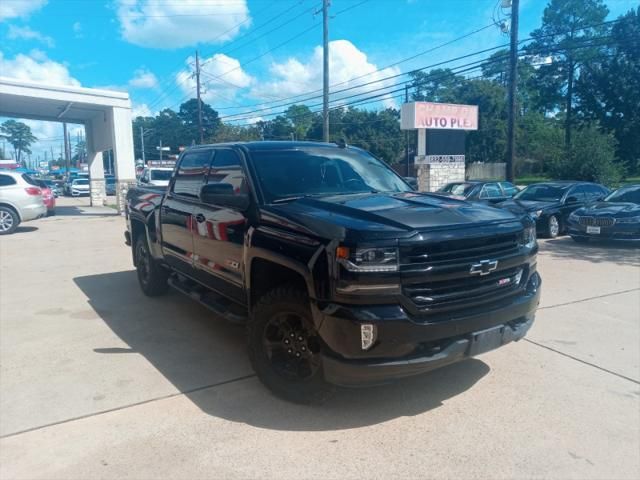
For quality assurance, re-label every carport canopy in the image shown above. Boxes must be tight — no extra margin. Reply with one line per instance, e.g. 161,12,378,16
0,77,136,211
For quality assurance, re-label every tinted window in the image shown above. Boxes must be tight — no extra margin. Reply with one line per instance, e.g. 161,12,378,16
583,184,607,199
173,150,212,198
440,182,476,196
605,186,640,204
479,183,502,198
150,169,173,181
0,174,17,187
500,182,518,196
251,147,411,203
515,183,571,202
205,150,248,194
569,185,588,201
22,174,39,186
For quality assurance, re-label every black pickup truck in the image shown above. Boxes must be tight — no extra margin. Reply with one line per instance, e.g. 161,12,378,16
125,141,541,403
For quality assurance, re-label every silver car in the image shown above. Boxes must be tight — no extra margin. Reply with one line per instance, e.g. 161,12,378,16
0,171,47,235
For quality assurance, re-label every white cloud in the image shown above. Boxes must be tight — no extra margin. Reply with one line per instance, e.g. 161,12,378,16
6,25,55,48
250,40,402,109
129,68,158,89
176,53,253,102
132,103,153,118
0,0,47,20
0,50,80,87
116,0,251,49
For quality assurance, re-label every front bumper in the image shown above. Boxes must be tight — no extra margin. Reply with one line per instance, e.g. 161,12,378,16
568,222,640,243
71,189,89,196
318,272,541,386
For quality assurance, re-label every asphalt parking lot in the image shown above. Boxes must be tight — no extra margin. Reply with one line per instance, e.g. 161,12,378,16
1,196,638,479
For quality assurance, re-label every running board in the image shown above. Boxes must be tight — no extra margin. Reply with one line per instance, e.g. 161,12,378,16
168,276,248,324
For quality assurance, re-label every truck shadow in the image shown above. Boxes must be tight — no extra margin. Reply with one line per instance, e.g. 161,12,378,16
539,236,639,267
74,270,490,431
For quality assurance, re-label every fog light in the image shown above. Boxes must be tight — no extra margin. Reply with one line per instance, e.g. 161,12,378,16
361,324,375,350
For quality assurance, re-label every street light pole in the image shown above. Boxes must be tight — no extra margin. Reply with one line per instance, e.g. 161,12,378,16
140,126,146,164
506,0,519,183
196,50,204,144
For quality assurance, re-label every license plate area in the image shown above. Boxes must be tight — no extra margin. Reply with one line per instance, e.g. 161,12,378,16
586,226,601,234
468,325,505,356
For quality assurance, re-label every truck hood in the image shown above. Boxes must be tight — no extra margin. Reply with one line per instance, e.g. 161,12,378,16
264,192,521,242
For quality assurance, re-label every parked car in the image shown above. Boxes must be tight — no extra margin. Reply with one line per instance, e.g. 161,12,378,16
106,176,116,196
0,171,47,234
63,172,89,195
497,181,609,238
70,178,90,197
42,179,60,197
35,179,56,215
567,184,640,244
138,167,173,187
125,141,541,403
438,181,519,204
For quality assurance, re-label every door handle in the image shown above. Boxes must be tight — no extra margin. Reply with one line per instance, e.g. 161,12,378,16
195,213,206,223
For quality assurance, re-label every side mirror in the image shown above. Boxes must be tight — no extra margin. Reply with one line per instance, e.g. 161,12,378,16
200,183,250,211
565,195,579,204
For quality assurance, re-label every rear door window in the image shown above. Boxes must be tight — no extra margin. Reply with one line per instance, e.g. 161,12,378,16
499,182,518,197
479,183,502,199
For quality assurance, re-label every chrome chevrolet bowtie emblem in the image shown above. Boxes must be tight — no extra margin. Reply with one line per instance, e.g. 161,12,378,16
470,259,498,276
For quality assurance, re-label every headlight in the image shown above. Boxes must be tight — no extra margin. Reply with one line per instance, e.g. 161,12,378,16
531,210,543,219
521,226,537,249
569,211,580,221
337,246,399,272
616,216,640,224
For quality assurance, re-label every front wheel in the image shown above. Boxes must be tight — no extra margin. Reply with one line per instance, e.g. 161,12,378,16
248,285,334,404
135,236,169,296
0,206,19,235
546,214,560,238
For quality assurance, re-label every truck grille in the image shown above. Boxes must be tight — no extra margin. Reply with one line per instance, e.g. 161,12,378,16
578,216,615,227
404,267,524,311
400,233,520,267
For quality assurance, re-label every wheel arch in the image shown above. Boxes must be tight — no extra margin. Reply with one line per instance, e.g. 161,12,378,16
0,201,22,221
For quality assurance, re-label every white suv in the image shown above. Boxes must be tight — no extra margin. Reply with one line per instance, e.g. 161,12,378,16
0,171,47,235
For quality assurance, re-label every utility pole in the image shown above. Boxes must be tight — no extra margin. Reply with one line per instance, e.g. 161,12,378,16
159,139,163,162
405,85,410,176
322,0,330,142
140,126,146,164
63,122,71,174
505,0,519,183
195,50,204,144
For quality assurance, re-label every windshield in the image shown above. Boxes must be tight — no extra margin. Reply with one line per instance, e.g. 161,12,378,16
514,183,571,202
440,182,476,196
150,169,173,181
605,185,640,204
74,179,89,185
250,147,411,203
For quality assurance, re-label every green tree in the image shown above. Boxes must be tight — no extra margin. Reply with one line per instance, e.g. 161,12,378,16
527,0,609,147
577,8,640,174
409,68,463,102
547,124,622,185
0,120,37,165
178,98,221,143
284,104,313,140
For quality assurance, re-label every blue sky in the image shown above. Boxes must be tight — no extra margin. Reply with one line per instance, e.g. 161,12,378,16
0,0,635,161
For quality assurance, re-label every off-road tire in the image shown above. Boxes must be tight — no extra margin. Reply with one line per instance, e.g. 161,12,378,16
248,285,335,404
135,235,169,296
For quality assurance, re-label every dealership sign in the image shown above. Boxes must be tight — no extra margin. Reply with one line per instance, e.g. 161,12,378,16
401,102,478,130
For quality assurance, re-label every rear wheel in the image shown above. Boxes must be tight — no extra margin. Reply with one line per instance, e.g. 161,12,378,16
248,285,334,404
135,236,168,296
0,206,19,235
